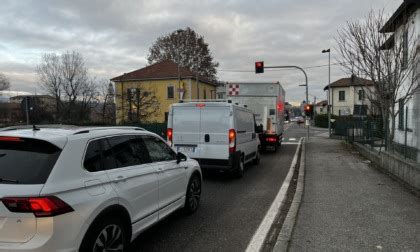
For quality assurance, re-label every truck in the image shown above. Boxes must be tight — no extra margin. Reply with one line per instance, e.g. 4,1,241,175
226,82,285,152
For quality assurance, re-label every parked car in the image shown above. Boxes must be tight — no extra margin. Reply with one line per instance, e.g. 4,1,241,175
167,101,260,178
0,126,202,251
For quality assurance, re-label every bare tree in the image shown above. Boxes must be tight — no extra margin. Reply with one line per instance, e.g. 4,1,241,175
336,9,419,146
36,53,63,121
36,51,100,123
97,81,116,124
0,73,11,91
116,86,160,124
147,27,219,82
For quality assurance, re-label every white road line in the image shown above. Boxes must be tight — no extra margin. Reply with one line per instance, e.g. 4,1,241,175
246,137,302,252
282,142,299,145
289,138,297,141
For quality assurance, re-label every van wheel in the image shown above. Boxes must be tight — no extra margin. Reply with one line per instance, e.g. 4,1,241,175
253,150,260,165
184,175,201,214
234,159,244,178
80,216,128,252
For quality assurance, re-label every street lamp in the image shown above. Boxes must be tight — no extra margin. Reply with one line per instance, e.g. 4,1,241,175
322,48,331,137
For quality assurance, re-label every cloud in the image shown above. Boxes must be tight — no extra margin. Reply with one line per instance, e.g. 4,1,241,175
0,0,402,103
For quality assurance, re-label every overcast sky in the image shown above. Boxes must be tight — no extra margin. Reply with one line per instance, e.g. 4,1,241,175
0,0,401,104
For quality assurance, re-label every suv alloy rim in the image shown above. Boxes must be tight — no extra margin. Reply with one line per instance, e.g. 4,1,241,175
189,178,201,210
93,224,124,252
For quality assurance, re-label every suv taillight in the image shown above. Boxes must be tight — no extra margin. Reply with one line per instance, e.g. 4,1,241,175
229,129,236,153
1,196,74,217
167,128,173,145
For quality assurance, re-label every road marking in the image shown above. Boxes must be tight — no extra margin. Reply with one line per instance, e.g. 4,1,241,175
246,137,302,252
282,142,299,145
289,138,297,141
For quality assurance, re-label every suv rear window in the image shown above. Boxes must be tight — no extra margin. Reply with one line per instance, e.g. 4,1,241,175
0,137,62,184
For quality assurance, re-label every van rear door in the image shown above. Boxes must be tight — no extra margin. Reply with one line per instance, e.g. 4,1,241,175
200,106,230,160
172,105,201,158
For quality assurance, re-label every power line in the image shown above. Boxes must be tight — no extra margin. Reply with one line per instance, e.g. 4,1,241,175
219,62,349,73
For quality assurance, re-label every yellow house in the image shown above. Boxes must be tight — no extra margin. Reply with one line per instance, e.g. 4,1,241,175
111,60,217,124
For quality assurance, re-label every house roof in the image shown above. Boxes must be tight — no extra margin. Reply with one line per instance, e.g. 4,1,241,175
323,77,374,91
380,0,419,33
110,60,216,86
316,100,328,106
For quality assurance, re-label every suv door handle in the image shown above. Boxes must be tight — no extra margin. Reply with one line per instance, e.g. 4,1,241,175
113,176,126,183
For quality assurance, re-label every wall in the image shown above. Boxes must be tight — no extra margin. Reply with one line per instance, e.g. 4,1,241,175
114,78,216,124
354,142,420,192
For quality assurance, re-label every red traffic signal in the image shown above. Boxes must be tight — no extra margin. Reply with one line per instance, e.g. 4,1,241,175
304,104,314,116
255,61,264,74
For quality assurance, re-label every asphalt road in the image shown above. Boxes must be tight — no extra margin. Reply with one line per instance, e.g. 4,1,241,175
128,123,311,251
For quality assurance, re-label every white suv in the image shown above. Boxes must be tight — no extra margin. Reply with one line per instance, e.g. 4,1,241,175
0,126,202,251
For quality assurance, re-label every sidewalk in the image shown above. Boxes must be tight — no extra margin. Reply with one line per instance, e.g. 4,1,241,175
288,136,420,251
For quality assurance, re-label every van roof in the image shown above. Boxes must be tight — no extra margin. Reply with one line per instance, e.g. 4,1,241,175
172,101,253,112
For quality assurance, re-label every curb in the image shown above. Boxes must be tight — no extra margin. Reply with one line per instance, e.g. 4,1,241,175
273,138,306,252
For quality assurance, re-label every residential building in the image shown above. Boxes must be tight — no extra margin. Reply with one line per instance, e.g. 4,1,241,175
324,76,376,117
379,0,420,159
315,100,328,115
0,103,23,126
111,60,217,124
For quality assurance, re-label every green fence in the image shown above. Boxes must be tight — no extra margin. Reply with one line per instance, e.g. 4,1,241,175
333,116,385,147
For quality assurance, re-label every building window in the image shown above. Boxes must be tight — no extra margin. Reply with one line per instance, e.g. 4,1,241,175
203,89,207,99
167,86,174,99
402,30,408,69
358,90,364,101
398,99,404,130
339,91,345,101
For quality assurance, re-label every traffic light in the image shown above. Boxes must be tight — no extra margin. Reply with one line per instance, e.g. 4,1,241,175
304,104,314,117
255,61,264,74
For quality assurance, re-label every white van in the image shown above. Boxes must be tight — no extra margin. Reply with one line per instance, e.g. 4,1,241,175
167,101,260,178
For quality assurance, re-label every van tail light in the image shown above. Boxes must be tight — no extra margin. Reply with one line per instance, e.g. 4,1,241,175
229,129,236,153
167,128,173,145
1,196,74,217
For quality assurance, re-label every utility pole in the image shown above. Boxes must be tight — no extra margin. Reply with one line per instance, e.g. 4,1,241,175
25,96,30,125
322,49,331,137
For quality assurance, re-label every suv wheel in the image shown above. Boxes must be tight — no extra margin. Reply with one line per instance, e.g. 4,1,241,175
184,175,201,214
80,216,129,252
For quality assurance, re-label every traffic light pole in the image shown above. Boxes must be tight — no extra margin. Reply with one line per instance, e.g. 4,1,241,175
264,65,309,139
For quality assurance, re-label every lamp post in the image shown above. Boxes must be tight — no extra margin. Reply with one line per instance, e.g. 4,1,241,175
265,65,309,139
322,48,331,137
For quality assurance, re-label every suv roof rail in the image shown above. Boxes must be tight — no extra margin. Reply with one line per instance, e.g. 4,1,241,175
0,124,78,132
72,126,145,135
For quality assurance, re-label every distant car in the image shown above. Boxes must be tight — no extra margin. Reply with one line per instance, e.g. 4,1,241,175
0,126,202,251
167,101,260,178
296,116,305,124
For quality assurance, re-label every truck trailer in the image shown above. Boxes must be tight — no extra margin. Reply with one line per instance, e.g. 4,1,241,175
226,82,285,152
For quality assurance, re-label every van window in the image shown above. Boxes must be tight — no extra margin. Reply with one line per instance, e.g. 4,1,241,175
0,138,61,184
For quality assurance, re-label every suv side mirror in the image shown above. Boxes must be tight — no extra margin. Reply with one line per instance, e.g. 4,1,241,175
176,152,187,164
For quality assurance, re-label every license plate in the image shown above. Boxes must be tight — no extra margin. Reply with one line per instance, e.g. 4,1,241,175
177,146,195,153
